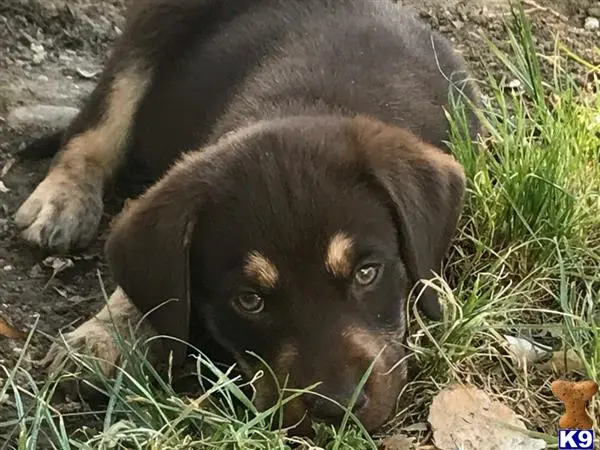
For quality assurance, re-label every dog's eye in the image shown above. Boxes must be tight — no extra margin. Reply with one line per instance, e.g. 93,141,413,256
234,292,264,314
354,264,381,286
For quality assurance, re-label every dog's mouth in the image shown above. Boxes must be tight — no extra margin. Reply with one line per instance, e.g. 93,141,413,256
244,354,408,434
266,382,402,435
209,323,409,434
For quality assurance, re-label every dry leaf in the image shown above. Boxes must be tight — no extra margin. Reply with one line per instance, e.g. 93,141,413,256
380,433,414,450
0,157,15,177
538,349,586,373
0,316,26,339
42,256,74,274
42,257,75,290
428,384,547,450
76,67,101,79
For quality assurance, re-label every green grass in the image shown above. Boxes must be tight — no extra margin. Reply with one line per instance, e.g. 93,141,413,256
1,3,599,449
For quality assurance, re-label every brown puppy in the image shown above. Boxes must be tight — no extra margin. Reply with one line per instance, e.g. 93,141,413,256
17,0,480,436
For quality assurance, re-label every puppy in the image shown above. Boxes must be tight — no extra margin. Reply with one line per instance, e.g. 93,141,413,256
16,0,480,435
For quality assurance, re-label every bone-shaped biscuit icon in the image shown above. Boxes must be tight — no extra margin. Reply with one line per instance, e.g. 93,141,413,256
551,379,598,429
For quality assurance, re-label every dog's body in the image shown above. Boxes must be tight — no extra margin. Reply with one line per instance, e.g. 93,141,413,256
16,0,480,435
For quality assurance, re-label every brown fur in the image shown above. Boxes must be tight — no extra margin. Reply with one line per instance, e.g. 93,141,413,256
19,0,482,436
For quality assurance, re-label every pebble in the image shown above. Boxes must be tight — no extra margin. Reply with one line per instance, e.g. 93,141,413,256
588,6,600,17
584,16,600,30
28,264,44,278
6,104,79,131
507,79,522,90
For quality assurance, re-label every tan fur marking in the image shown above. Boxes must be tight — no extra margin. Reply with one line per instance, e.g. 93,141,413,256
326,232,354,278
94,286,143,325
56,64,151,180
275,342,298,376
342,326,385,363
250,342,305,429
244,251,279,288
41,287,154,378
341,325,409,377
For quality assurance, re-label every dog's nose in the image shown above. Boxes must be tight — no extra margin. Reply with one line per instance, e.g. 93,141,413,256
307,389,368,422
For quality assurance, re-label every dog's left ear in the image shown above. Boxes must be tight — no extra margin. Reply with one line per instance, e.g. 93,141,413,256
104,149,218,367
350,116,466,320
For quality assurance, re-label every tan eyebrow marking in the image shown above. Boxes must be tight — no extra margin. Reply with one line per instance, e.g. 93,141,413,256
244,251,279,288
325,231,355,278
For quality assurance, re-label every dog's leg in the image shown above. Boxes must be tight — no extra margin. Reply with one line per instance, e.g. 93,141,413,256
14,59,152,253
14,0,227,253
41,287,154,377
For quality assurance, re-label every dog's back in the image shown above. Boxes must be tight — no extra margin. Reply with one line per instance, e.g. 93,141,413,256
128,0,479,177
15,0,481,254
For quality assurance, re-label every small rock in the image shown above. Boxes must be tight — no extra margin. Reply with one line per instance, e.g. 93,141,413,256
0,219,8,235
588,6,600,17
3,265,13,272
508,79,522,89
6,104,79,131
28,264,44,278
31,52,46,65
451,19,464,30
30,43,45,54
30,43,47,65
584,16,600,30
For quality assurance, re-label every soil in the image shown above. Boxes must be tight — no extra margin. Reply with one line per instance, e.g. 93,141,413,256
0,0,599,442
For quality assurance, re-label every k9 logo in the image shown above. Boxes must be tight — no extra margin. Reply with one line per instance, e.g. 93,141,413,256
558,429,595,450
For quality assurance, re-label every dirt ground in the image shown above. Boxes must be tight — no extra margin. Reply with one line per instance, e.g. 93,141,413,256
0,0,599,438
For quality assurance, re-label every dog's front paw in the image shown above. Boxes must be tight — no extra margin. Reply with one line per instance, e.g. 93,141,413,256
40,317,121,379
15,171,103,253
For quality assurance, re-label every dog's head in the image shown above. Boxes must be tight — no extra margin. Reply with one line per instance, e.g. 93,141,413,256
105,115,465,433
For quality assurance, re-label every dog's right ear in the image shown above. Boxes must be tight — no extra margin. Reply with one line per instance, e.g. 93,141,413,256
105,151,216,367
349,116,466,321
